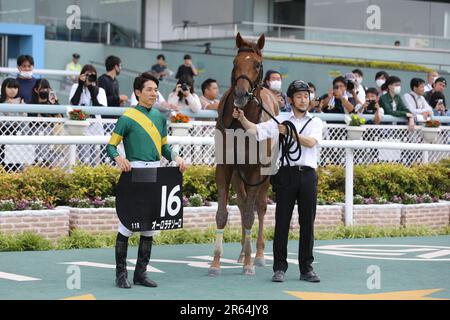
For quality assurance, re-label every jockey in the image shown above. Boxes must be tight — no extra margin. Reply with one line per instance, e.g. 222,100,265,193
106,72,187,289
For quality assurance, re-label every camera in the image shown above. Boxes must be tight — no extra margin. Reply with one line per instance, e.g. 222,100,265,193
181,83,189,91
87,74,97,82
346,79,357,91
367,100,376,110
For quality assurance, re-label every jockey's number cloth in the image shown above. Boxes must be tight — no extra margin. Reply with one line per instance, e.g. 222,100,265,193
115,167,183,232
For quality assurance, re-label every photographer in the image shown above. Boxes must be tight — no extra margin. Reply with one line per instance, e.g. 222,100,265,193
344,73,365,107
69,64,107,164
428,91,449,116
167,78,202,113
355,87,383,124
30,79,61,166
69,64,107,107
322,76,355,114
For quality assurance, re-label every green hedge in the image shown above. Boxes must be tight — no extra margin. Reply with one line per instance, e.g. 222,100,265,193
266,55,433,72
0,160,448,205
1,225,449,251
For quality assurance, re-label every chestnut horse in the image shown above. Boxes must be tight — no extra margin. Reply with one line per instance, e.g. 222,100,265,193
208,33,279,276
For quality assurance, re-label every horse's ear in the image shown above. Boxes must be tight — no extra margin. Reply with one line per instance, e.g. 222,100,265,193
236,32,244,48
257,34,265,50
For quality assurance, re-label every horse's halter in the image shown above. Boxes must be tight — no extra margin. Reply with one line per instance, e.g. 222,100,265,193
231,47,264,102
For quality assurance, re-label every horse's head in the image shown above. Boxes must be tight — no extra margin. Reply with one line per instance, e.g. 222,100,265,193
232,32,265,108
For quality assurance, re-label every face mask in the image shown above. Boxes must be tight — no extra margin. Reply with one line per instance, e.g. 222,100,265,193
394,86,402,95
20,71,33,79
357,77,363,85
310,93,316,100
269,80,282,92
39,91,49,100
376,79,385,88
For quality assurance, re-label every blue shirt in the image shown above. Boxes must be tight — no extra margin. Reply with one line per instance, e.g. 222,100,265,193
17,77,37,104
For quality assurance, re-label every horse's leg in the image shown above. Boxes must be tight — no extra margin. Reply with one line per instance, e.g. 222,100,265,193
208,164,233,277
231,171,247,263
237,227,245,263
254,181,269,267
241,169,260,276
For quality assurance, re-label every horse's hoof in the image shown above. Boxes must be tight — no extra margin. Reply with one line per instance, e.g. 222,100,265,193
237,254,244,263
208,267,221,277
242,266,255,276
254,257,266,267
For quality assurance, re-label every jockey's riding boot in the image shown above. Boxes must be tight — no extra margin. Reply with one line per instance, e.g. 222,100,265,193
133,236,158,287
115,240,131,289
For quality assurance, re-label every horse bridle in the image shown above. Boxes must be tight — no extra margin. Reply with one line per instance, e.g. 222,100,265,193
231,47,264,103
221,46,269,187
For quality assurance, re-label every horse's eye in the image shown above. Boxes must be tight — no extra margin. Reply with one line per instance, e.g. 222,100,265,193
254,62,261,69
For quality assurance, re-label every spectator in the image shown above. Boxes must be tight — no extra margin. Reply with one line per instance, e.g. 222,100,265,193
307,82,325,113
204,42,212,55
200,78,220,110
16,55,37,104
69,64,107,107
65,53,83,88
355,87,383,124
175,54,198,82
263,70,288,112
344,72,365,106
352,68,367,92
375,71,389,96
403,78,433,121
394,40,401,47
428,91,449,117
31,79,62,166
424,71,439,92
98,56,128,116
322,76,355,114
69,65,107,164
379,76,415,130
0,78,24,171
167,78,202,113
0,78,23,105
150,54,170,80
31,79,59,107
425,77,446,104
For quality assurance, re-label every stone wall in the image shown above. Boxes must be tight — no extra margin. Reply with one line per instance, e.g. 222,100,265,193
0,202,448,239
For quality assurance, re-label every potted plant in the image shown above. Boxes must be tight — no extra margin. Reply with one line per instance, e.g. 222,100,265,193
64,109,90,135
169,112,192,136
421,119,440,143
346,114,366,140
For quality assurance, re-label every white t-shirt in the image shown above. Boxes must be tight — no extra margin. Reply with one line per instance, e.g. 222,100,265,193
167,92,202,113
69,83,107,106
255,111,323,169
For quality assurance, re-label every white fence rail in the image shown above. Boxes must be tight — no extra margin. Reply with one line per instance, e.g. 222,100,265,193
0,116,449,172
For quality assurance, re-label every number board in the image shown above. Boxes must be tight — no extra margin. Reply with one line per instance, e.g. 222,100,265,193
115,167,183,232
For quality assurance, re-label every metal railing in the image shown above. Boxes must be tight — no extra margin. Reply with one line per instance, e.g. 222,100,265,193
172,21,450,52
